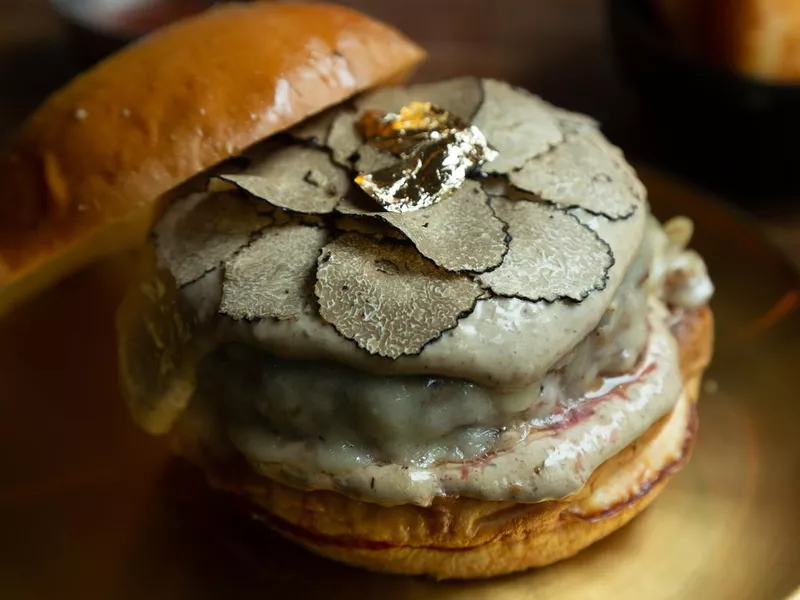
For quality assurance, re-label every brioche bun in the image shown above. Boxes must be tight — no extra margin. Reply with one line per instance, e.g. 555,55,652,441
0,2,424,314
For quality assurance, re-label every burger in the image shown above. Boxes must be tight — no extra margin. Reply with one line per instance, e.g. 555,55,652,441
0,2,714,580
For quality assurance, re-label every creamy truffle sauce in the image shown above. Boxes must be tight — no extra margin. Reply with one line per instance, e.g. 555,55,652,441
186,238,650,470
180,300,680,506
168,212,713,506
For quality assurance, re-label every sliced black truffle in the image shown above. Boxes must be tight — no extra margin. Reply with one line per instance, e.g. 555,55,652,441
288,106,342,144
218,146,350,214
356,76,484,122
509,131,641,219
473,79,563,174
153,192,272,287
480,176,510,197
220,225,328,321
546,104,599,134
332,215,406,240
477,197,613,302
381,180,507,272
332,181,507,272
315,234,482,358
327,110,362,167
354,143,401,174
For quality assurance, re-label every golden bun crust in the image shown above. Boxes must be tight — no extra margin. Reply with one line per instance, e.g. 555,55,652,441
195,306,714,579
658,0,800,82
0,2,425,314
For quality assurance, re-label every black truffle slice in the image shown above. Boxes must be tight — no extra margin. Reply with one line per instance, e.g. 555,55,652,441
355,76,484,122
220,224,328,321
477,197,613,302
315,234,483,358
353,143,401,174
480,176,510,197
334,187,385,215
152,192,273,287
327,110,362,167
509,131,641,220
473,79,563,174
332,215,406,240
580,127,647,203
381,180,507,272
288,105,342,144
217,146,350,214
332,181,507,272
545,104,600,134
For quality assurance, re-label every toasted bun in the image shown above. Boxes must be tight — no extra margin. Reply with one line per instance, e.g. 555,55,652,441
0,2,425,314
187,306,714,579
658,0,800,82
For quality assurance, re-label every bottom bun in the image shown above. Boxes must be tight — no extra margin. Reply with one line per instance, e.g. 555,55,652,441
190,307,713,579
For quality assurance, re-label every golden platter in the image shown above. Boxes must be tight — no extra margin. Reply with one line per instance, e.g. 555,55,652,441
0,167,797,599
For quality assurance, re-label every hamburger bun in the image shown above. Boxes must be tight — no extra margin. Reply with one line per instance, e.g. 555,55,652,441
113,72,715,579
0,2,425,314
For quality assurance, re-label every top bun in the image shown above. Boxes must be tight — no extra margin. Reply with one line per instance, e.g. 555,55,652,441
0,2,425,314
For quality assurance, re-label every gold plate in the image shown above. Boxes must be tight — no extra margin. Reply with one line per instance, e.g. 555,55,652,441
0,167,798,599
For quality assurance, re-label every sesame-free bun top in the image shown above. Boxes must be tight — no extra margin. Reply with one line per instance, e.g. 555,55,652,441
0,2,425,314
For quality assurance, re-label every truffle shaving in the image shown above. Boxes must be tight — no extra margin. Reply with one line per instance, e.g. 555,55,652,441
474,79,563,174
480,176,509,197
381,180,507,272
288,106,342,144
509,131,641,219
335,187,384,215
218,146,349,214
546,104,599,134
356,76,484,122
153,192,272,287
354,144,401,174
580,128,647,202
327,110,362,167
315,234,482,358
477,197,613,302
332,215,405,240
220,225,328,321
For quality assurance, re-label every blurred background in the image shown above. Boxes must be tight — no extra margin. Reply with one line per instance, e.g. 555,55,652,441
0,0,799,268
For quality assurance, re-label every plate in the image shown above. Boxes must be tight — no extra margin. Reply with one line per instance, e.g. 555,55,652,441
0,167,798,599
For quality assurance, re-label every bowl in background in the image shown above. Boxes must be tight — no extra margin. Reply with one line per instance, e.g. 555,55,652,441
608,0,800,204
50,0,219,67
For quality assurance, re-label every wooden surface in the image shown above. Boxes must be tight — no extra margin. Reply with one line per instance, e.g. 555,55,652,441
0,0,799,270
